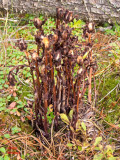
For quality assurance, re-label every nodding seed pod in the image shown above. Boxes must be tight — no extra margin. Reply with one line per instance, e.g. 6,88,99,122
88,22,94,32
61,30,68,40
34,18,46,29
53,34,58,43
83,22,95,38
54,50,62,62
77,67,83,76
41,64,45,76
35,31,43,44
68,49,74,58
42,37,49,49
17,39,27,51
32,52,39,61
84,59,89,67
77,56,83,66
64,10,73,23
48,33,58,44
64,10,69,22
56,8,64,20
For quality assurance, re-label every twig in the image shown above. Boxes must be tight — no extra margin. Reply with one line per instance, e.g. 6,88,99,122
24,96,34,102
0,39,35,43
0,18,18,22
9,25,28,38
98,82,120,103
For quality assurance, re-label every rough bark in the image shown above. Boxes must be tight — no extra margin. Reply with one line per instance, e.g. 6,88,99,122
0,0,120,24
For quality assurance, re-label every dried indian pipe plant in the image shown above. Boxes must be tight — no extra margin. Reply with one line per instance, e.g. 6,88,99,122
11,8,98,138
16,39,35,90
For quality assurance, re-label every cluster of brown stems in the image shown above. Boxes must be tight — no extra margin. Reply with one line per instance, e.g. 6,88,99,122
17,8,97,136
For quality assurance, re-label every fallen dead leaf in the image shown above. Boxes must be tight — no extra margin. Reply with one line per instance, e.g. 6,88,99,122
17,154,21,160
27,115,32,120
8,102,17,109
13,91,17,97
21,116,25,122
16,111,21,116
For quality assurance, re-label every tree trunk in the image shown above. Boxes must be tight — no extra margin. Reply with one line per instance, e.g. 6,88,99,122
1,0,120,24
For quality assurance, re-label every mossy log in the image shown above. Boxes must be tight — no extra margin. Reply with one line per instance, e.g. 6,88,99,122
0,0,120,24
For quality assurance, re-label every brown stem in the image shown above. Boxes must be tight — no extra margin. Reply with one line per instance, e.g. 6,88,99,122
37,44,40,56
93,75,97,107
88,51,92,104
35,59,41,103
76,78,81,119
64,59,70,108
57,73,62,112
56,18,60,29
48,51,58,128
25,51,35,90
88,33,92,104
69,60,76,103
43,47,48,134
62,75,66,113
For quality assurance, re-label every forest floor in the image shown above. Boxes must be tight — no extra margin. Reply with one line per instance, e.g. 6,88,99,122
0,12,120,160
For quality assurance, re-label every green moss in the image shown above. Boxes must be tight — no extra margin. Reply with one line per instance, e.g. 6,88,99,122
97,72,120,124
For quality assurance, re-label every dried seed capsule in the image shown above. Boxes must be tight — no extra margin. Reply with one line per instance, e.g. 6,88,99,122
68,12,73,22
83,22,95,38
35,31,43,43
64,10,69,22
84,58,89,65
68,49,74,58
49,33,58,44
34,18,42,29
64,10,73,23
41,64,45,76
42,37,49,49
88,22,94,32
62,30,68,40
8,72,17,86
56,8,64,19
34,18,46,29
32,52,39,61
77,67,83,76
53,34,58,43
54,50,62,62
77,56,83,66
17,39,27,51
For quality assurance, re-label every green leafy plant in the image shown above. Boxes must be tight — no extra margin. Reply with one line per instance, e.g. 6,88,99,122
11,126,21,134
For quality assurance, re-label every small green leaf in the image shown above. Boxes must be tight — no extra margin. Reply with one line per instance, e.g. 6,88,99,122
94,137,102,146
4,134,10,139
93,153,104,160
0,156,4,160
4,155,10,160
24,108,28,112
67,143,73,147
76,119,81,132
108,54,113,57
78,146,82,151
0,107,6,111
11,126,21,134
108,157,117,160
0,147,6,153
60,113,69,125
0,103,6,107
11,108,17,113
83,49,90,59
69,109,73,119
4,84,9,88
0,86,3,89
81,122,86,131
